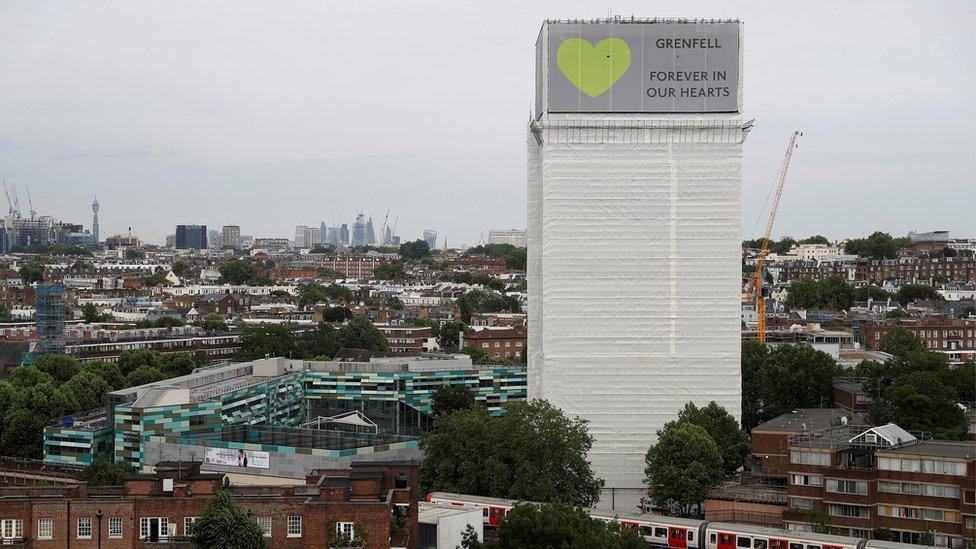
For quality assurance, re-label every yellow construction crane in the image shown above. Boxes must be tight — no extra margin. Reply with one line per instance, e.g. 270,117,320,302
750,131,802,343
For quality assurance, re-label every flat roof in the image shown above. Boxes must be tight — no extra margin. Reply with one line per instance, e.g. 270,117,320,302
419,501,483,524
877,441,976,460
753,409,863,434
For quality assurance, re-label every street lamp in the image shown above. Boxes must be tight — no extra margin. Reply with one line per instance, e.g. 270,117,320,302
95,510,103,549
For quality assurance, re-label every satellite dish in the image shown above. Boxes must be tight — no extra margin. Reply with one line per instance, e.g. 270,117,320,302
841,416,849,426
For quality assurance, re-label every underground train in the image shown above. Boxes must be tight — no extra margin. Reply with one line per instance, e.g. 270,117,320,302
426,492,924,549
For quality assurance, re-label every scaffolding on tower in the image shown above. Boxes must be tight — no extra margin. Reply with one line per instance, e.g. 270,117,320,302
35,284,66,355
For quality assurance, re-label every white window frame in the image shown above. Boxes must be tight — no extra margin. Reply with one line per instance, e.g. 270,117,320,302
108,516,123,539
37,518,53,540
77,517,93,539
336,521,355,537
1,519,23,540
287,516,302,538
256,516,272,538
139,517,169,540
184,517,199,536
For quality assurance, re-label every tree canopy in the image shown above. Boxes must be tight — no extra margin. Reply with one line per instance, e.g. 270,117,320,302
421,399,603,507
430,384,477,416
894,284,942,306
457,289,520,323
740,341,842,431
399,239,431,261
80,458,135,486
785,276,855,311
190,489,267,549
666,402,749,479
374,261,407,280
843,232,910,259
645,421,723,516
461,502,644,549
218,259,274,285
465,244,527,270
856,330,972,440
19,263,44,284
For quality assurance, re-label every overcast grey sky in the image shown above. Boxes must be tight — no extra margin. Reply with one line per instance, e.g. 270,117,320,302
0,1,973,246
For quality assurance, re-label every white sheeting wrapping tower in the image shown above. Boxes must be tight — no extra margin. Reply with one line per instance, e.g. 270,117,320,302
528,19,749,506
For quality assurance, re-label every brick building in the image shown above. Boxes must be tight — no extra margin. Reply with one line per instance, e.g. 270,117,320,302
375,325,433,356
713,410,976,548
0,460,418,548
194,293,250,315
862,316,976,364
460,328,526,361
776,257,976,285
451,255,507,274
783,425,974,547
310,255,388,280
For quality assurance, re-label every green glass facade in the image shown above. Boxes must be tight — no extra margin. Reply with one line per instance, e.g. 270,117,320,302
43,364,526,468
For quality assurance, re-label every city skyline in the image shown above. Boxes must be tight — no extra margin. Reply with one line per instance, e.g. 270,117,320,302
0,1,972,245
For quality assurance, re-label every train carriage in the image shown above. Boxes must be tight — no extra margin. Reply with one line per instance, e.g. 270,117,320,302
427,493,928,549
705,523,865,549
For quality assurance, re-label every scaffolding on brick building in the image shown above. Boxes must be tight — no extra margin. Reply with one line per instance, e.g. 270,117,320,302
36,284,66,354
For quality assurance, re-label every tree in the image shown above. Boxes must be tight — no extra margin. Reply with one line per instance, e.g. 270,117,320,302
118,349,163,376
438,320,467,349
759,344,840,420
374,262,406,280
59,371,110,411
145,269,169,286
160,353,196,378
894,284,942,306
399,239,431,261
124,249,145,259
462,502,644,549
335,317,390,351
81,361,126,390
669,402,749,479
125,365,166,387
82,303,100,323
321,306,353,323
785,276,854,310
201,313,228,331
298,283,353,307
430,384,476,416
316,267,344,279
0,408,49,458
190,489,267,549
799,235,830,245
460,346,494,365
298,323,340,359
237,324,298,360
886,309,909,318
740,341,841,431
79,458,135,486
854,285,891,302
464,244,527,271
844,232,910,259
645,421,722,516
387,296,405,310
34,354,80,385
19,263,44,284
218,259,272,285
421,400,603,507
310,244,336,254
878,326,923,356
457,289,519,323
0,304,10,321
172,260,195,279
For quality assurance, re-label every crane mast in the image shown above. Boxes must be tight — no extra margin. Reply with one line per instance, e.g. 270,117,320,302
752,131,802,343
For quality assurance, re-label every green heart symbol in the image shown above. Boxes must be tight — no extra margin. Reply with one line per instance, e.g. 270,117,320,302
556,37,632,98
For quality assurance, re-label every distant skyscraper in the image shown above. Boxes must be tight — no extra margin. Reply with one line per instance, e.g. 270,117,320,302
352,214,368,247
366,217,376,245
175,224,207,249
340,224,349,246
222,225,241,248
207,229,221,248
488,229,526,247
165,234,175,248
423,229,437,250
91,197,100,247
